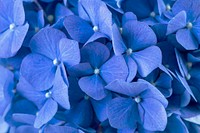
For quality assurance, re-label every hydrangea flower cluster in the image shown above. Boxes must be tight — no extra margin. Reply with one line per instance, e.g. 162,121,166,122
0,0,200,132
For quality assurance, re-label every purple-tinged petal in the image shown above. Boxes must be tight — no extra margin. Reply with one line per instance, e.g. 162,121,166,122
123,21,157,51
100,55,128,83
105,80,148,97
20,53,56,91
132,46,162,77
107,97,138,129
79,75,107,100
34,99,58,128
30,27,66,59
140,98,167,131
63,15,94,43
166,11,186,35
59,38,80,68
176,29,198,50
81,42,110,68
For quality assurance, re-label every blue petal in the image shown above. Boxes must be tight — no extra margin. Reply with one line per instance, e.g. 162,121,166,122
107,97,138,129
176,72,196,101
65,99,93,127
0,23,29,58
85,32,109,44
166,11,186,35
111,23,127,55
90,93,112,122
124,56,137,82
172,0,200,20
155,73,173,98
100,55,128,83
20,53,56,91
0,0,12,32
17,77,46,108
123,21,157,51
13,0,25,25
192,18,200,43
44,125,80,133
55,3,74,21
52,68,70,109
59,38,80,68
132,46,162,77
81,42,110,68
139,79,168,108
0,66,14,115
12,113,35,125
30,27,66,60
63,15,94,43
105,80,147,97
67,63,93,77
166,114,189,133
122,12,137,25
34,99,58,128
79,75,107,100
176,29,198,50
79,0,112,37
140,98,167,131
16,125,38,133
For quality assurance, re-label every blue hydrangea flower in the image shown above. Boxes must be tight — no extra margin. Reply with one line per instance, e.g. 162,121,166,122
105,79,168,131
68,42,128,100
17,68,70,128
20,27,80,90
166,0,200,50
113,19,162,79
0,0,29,58
64,0,113,43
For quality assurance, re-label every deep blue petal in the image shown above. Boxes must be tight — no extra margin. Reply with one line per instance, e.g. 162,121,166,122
34,99,58,128
20,53,56,91
79,75,107,100
100,55,128,83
